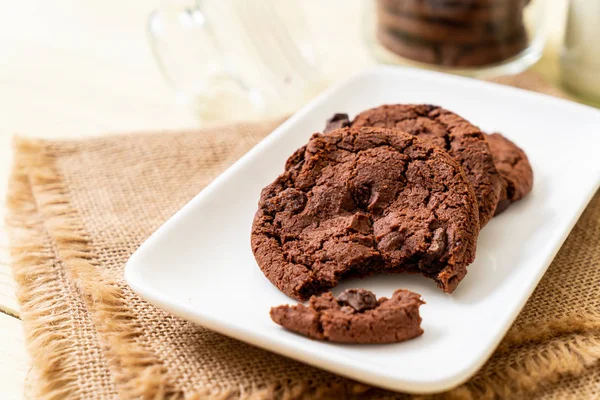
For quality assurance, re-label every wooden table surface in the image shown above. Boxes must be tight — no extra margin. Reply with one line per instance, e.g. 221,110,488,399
0,0,571,398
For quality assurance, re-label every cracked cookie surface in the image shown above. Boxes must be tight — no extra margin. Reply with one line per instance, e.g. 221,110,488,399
349,104,502,227
270,288,424,344
486,132,533,215
251,127,479,300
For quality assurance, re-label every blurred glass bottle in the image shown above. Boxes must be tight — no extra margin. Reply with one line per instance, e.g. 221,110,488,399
561,0,600,104
363,0,548,77
148,0,327,121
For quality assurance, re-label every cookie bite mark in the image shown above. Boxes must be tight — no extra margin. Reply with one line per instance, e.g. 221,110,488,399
252,127,479,299
351,104,502,228
270,289,425,344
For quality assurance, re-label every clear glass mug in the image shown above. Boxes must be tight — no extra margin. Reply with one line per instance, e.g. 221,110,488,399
364,0,549,77
148,0,327,121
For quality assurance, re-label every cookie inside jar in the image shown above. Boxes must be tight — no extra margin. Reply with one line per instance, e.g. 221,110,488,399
374,0,531,68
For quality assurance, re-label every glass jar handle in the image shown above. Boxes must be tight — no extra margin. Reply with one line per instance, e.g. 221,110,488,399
147,1,265,121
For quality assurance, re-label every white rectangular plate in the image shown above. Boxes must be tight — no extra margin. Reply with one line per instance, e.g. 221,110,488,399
125,66,600,394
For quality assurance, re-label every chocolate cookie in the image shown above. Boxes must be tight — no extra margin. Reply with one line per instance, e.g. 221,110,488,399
252,127,479,300
270,289,424,344
444,30,528,67
377,0,528,23
377,27,527,67
486,133,533,215
376,5,523,45
351,105,503,227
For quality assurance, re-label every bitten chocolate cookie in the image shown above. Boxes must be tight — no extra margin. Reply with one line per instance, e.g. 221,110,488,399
350,104,503,227
270,289,424,344
252,127,479,300
486,132,533,215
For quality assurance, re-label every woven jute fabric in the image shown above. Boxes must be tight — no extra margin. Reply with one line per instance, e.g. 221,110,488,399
5,72,600,399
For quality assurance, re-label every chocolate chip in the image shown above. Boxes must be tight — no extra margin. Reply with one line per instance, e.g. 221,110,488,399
428,227,447,259
324,113,351,133
337,289,378,312
418,227,448,273
351,183,372,209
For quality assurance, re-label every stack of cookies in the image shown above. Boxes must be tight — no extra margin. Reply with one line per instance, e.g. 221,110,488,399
252,104,533,343
376,0,529,67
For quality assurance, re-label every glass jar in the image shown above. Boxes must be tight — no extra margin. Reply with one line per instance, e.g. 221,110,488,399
148,0,327,121
364,0,548,77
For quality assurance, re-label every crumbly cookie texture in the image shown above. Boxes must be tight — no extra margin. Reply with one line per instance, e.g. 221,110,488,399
350,104,502,227
270,288,425,344
252,127,479,300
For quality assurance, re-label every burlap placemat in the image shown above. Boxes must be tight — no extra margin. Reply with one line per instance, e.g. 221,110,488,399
5,72,600,399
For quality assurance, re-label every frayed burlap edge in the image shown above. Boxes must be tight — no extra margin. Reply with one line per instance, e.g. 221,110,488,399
6,141,83,399
6,138,184,399
6,135,600,400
